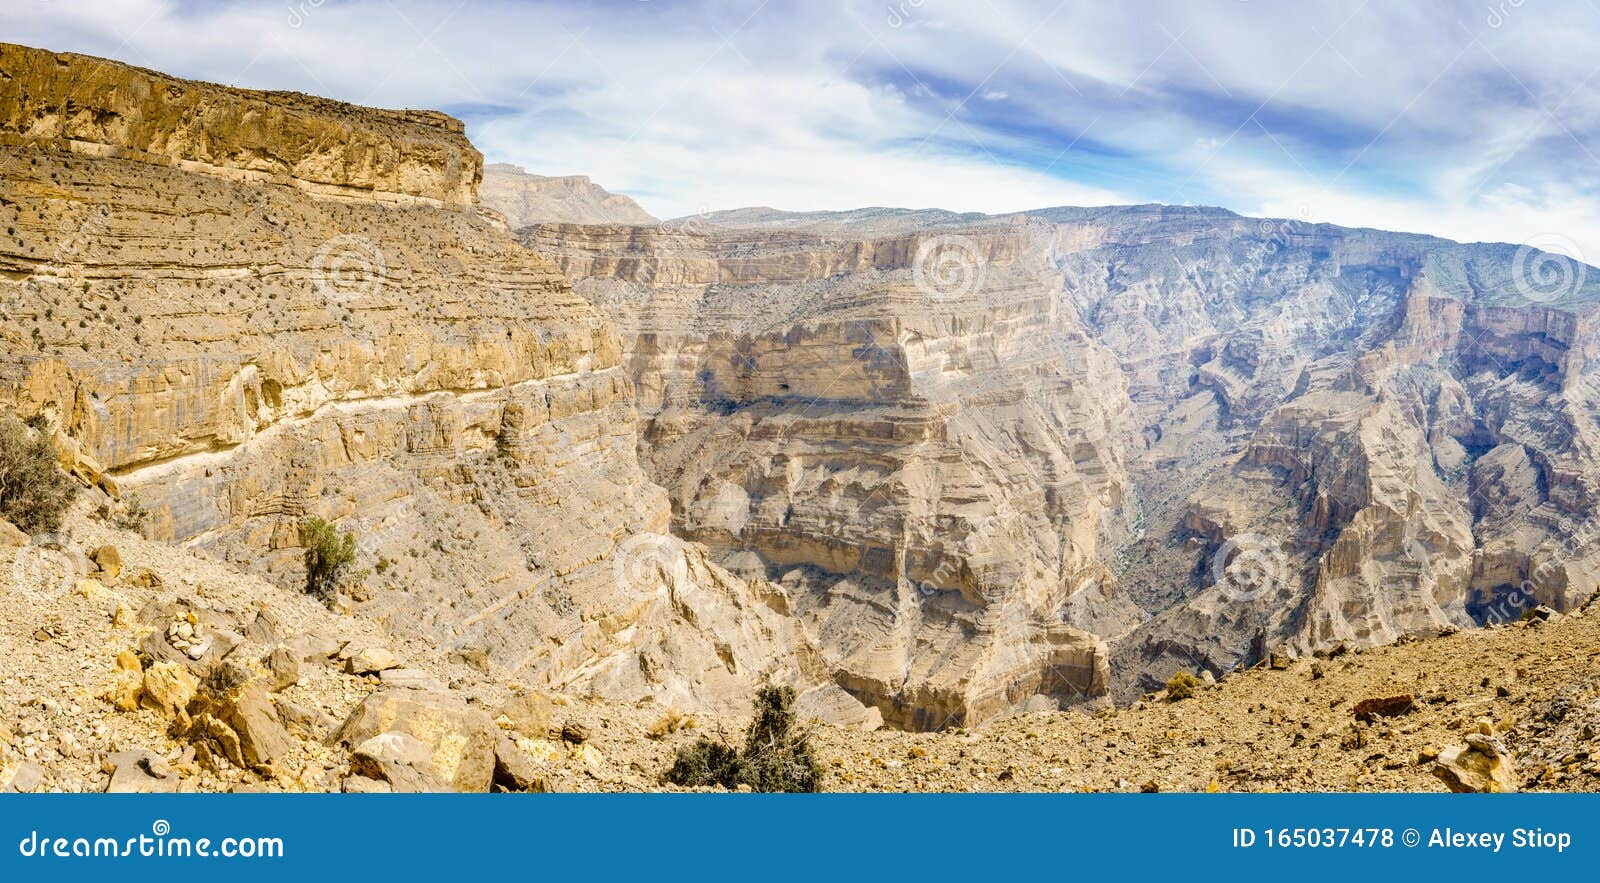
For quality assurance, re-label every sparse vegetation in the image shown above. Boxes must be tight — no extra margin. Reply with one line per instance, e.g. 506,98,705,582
665,685,820,792
114,494,149,533
646,709,696,740
0,416,78,533
1166,670,1201,701
299,517,359,602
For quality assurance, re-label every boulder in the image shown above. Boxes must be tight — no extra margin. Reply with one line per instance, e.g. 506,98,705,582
244,610,283,644
141,661,199,724
102,650,144,712
1433,734,1518,793
273,697,336,740
449,646,491,674
377,669,445,691
1352,694,1415,720
5,761,47,793
331,690,496,792
262,645,300,692
185,666,292,774
495,690,552,738
795,684,884,732
492,737,547,792
103,749,178,793
341,774,393,794
343,645,401,675
286,630,340,663
560,722,590,745
90,545,122,580
350,732,444,792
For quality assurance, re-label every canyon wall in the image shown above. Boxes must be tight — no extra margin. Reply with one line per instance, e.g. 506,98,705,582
521,217,1136,727
0,42,816,716
524,205,1600,707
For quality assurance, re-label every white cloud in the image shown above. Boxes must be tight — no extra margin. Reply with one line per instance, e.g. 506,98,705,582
1,0,1596,255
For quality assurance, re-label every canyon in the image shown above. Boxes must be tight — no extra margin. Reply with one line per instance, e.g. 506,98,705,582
3,39,1600,765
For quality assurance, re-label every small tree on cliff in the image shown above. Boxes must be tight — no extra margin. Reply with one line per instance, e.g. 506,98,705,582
300,517,358,603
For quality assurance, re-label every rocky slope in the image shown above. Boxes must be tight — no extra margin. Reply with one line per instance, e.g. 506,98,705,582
7,499,1594,794
480,163,656,228
520,204,1600,719
0,41,821,719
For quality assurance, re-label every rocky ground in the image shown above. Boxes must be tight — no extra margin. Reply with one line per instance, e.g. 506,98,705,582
6,494,1593,793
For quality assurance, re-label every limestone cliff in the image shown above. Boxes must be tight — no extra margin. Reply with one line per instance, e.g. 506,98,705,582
522,204,1600,711
0,42,813,716
520,217,1132,727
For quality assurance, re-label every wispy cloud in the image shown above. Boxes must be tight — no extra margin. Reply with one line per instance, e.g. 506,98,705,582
6,0,1599,256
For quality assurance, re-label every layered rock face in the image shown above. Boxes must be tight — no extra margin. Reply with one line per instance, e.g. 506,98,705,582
523,204,1600,710
521,216,1134,727
480,164,656,228
0,42,810,715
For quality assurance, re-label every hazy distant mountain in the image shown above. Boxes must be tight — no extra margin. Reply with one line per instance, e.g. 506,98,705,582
480,162,656,227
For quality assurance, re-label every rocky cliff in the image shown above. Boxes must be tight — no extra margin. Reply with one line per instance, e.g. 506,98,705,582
520,216,1145,727
0,42,816,716
480,164,656,228
8,39,1600,738
521,204,1600,711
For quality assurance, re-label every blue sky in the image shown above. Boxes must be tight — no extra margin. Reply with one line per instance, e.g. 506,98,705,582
6,0,1600,257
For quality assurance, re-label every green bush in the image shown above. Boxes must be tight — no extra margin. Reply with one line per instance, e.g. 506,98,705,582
664,737,741,788
664,685,821,793
1166,670,1201,701
299,517,358,601
114,494,149,533
0,416,77,533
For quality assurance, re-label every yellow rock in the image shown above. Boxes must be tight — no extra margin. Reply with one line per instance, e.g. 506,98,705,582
91,545,122,581
573,743,604,768
102,669,143,712
516,738,566,765
116,650,142,672
141,661,199,723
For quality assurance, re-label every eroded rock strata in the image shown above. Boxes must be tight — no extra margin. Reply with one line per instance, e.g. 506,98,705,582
522,205,1600,710
0,42,816,717
6,40,1600,735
